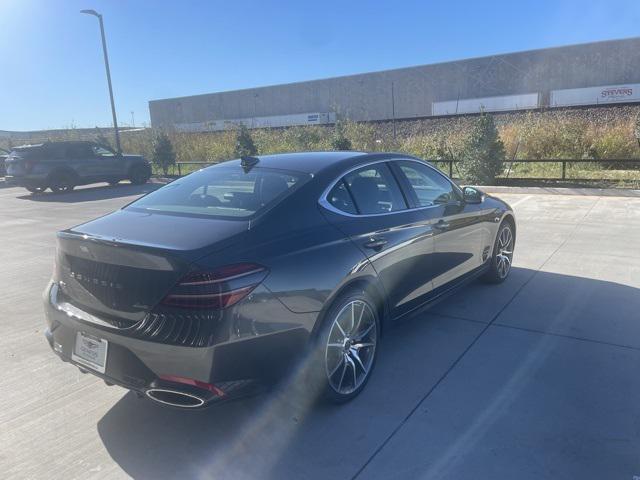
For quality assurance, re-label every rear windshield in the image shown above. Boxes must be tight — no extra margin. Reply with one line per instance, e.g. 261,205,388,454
9,147,44,159
127,165,308,219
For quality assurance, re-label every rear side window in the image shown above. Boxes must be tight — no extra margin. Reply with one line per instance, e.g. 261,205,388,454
46,144,68,160
128,165,308,218
343,163,406,214
66,143,93,159
395,161,457,206
327,180,357,214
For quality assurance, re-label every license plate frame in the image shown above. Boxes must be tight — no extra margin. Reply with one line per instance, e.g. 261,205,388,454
71,331,108,374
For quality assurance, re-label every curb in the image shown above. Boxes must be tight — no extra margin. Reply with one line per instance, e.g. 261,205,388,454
478,185,640,197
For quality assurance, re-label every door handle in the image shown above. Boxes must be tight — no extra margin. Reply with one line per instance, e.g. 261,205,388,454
434,220,450,230
363,237,388,250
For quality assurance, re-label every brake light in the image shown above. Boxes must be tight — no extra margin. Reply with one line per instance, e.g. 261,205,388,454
24,160,35,173
161,263,268,310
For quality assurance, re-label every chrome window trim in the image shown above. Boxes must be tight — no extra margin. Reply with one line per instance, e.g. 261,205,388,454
318,157,462,218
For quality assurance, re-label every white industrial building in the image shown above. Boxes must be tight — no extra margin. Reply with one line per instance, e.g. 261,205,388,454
149,37,640,131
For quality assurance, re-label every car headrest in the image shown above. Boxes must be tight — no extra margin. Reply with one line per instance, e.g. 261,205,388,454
349,176,380,213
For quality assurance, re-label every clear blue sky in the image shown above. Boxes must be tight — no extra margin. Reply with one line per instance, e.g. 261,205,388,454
1,0,639,131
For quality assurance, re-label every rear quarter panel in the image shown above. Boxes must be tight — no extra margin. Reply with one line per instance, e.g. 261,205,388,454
192,182,379,319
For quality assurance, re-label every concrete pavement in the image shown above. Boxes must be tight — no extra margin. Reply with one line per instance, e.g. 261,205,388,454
1,183,639,479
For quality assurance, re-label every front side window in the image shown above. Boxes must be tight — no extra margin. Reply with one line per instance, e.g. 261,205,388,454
128,165,307,219
343,163,407,214
92,145,115,157
395,161,457,206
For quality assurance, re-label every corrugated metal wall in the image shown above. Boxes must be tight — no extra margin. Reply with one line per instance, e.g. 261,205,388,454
149,37,640,129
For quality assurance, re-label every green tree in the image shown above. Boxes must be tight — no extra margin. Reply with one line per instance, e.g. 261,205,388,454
635,112,640,149
330,120,352,151
234,124,257,157
152,132,176,175
458,113,505,184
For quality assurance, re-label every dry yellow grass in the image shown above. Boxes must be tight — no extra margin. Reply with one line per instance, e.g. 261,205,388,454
2,105,639,183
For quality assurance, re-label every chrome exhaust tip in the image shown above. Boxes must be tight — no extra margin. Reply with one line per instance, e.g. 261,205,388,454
145,388,206,408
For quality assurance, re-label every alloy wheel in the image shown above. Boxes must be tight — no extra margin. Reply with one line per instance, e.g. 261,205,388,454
50,174,74,194
496,225,513,279
325,300,377,395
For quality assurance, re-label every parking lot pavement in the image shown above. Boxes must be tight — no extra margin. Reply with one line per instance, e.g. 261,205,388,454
1,184,639,479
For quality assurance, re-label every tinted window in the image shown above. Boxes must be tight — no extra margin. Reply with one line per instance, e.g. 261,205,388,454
129,165,307,218
395,161,457,206
66,143,94,159
327,180,357,214
343,163,406,214
92,145,115,157
10,147,44,160
46,144,67,160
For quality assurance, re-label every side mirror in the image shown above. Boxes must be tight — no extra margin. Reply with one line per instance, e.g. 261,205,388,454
463,186,485,204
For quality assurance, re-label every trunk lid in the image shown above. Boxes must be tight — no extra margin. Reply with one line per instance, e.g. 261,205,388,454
55,209,249,320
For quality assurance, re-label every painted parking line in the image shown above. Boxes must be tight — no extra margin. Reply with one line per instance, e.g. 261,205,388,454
507,195,532,208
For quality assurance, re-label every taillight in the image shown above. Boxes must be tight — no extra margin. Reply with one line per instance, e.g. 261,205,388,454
24,160,35,173
161,263,268,310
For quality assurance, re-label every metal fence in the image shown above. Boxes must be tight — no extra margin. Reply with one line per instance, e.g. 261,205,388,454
431,158,640,183
169,158,640,184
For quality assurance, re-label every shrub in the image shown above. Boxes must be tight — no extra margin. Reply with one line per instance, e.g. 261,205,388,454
458,113,505,184
253,125,330,153
234,124,257,157
152,132,176,175
330,120,352,151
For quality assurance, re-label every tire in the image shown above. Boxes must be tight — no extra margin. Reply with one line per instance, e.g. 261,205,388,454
49,172,75,194
25,185,46,194
129,165,151,185
310,291,380,403
483,220,515,283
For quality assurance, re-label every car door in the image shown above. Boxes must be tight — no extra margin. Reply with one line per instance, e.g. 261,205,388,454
390,160,487,291
320,161,440,319
65,142,98,180
90,144,125,178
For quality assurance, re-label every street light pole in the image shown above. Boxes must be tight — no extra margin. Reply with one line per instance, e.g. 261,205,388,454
81,9,121,154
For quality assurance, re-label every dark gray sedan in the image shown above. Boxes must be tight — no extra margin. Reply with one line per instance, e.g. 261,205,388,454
44,151,515,407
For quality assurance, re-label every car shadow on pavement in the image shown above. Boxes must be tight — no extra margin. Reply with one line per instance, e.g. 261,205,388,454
15,182,164,203
96,269,640,480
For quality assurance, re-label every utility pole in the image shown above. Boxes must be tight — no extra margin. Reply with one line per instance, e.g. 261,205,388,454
391,81,397,142
81,9,122,154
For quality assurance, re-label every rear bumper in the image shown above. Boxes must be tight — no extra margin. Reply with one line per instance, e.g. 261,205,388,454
43,282,314,406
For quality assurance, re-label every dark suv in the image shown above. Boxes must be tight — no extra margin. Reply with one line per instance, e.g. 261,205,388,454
5,141,151,193
0,148,8,177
